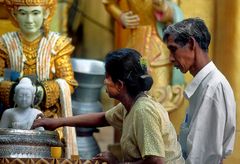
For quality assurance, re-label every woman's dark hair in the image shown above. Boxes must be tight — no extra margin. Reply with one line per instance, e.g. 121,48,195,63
105,48,153,97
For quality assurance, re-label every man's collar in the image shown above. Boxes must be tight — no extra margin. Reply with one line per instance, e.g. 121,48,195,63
184,61,216,99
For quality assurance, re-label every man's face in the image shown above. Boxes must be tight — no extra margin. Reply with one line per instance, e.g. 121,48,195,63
15,6,45,35
166,35,195,74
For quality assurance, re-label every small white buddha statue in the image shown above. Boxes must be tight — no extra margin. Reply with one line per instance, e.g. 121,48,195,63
0,77,44,130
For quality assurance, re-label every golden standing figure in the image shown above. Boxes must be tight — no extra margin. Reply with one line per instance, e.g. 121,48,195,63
103,0,185,111
0,0,78,158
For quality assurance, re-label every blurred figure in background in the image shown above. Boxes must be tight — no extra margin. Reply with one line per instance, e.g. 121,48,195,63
103,0,185,111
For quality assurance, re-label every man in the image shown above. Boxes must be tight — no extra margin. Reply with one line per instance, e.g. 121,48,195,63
163,17,236,164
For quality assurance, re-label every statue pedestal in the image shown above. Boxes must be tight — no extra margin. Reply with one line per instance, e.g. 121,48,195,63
0,128,62,158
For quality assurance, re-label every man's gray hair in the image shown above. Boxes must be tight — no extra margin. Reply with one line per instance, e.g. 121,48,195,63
163,17,211,52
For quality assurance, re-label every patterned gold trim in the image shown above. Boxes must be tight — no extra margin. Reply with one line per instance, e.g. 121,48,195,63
5,0,48,6
54,36,73,55
152,84,184,112
41,80,60,109
0,80,15,108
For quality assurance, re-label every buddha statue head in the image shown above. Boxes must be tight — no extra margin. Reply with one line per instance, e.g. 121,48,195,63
14,77,36,109
0,0,57,35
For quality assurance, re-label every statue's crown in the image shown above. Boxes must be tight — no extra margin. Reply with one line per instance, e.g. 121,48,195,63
1,0,56,6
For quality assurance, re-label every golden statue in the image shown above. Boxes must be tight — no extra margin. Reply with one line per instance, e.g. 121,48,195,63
0,0,78,158
103,0,184,111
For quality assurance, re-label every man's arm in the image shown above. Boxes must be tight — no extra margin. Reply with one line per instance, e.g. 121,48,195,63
186,91,228,164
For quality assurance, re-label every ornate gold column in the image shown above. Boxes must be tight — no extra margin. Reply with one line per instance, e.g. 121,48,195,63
214,0,240,163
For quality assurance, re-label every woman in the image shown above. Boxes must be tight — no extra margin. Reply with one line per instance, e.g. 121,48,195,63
32,48,184,163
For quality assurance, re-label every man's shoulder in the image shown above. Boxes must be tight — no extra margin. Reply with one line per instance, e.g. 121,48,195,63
202,68,234,98
207,68,231,88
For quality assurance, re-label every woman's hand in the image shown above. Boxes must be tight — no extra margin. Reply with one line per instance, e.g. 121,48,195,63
93,151,119,164
120,11,140,29
31,113,60,131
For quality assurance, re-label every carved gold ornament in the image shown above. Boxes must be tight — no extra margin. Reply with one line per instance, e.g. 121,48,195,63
152,84,184,112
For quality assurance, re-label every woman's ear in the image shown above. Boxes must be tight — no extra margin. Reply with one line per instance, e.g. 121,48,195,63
116,80,124,92
43,8,50,19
